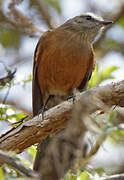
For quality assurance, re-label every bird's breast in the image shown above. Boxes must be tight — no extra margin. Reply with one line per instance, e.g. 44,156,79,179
37,32,94,96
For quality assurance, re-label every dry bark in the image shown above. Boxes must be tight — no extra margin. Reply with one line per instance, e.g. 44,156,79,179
0,80,124,154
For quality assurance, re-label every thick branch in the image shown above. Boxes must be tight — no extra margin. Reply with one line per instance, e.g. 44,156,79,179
0,80,124,153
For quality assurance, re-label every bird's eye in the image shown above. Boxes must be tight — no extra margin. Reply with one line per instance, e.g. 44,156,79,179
86,15,92,20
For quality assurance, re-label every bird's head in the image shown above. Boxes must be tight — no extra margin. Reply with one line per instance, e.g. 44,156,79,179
61,13,113,42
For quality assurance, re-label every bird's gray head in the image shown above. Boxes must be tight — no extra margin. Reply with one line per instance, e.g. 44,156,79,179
61,13,113,42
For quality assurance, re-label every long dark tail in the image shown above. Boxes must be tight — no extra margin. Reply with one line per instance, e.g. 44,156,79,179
32,75,52,171
33,137,51,171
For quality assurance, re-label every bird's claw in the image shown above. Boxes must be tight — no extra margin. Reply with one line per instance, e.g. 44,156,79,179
67,94,76,103
38,106,48,119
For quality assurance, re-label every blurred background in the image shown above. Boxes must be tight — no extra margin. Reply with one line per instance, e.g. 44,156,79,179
0,0,124,179
0,0,124,114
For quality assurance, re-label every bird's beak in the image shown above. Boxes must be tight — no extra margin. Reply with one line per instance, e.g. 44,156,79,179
100,21,113,26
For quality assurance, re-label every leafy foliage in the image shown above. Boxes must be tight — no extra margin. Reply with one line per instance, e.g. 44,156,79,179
0,167,4,180
79,171,90,180
0,104,25,122
117,16,124,28
0,164,24,180
0,28,20,48
88,64,119,88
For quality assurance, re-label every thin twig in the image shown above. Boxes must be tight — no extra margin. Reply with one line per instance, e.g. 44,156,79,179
32,0,54,29
8,0,42,36
0,62,16,87
2,84,11,104
0,150,39,178
97,173,124,180
94,4,124,49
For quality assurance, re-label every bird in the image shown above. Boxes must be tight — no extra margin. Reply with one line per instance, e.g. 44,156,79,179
32,13,112,171
32,13,112,117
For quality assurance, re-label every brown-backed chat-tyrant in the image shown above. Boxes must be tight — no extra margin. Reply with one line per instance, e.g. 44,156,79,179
32,13,112,171
32,13,112,117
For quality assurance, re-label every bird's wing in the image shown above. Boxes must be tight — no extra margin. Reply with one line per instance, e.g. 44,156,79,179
78,72,92,91
32,31,50,116
78,52,94,91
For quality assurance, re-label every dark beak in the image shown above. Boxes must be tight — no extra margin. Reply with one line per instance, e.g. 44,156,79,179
101,21,113,26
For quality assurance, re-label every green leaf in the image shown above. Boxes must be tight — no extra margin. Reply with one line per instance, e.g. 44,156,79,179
94,168,105,174
88,65,119,88
79,171,89,180
0,28,20,48
28,146,36,162
65,172,77,180
117,17,124,28
111,128,124,139
23,74,32,84
0,104,26,124
8,113,25,121
0,167,4,180
99,66,119,82
88,64,98,88
108,109,116,123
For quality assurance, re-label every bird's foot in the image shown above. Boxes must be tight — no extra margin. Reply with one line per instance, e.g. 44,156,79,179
38,106,48,120
67,94,76,104
39,95,54,119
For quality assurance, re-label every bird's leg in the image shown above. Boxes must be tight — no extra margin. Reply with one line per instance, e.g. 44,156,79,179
39,95,54,119
67,93,76,103
67,89,77,104
41,105,47,120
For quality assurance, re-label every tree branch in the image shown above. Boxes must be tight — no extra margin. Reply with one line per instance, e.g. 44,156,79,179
94,3,124,49
0,80,124,154
0,150,39,178
0,67,16,88
37,79,124,180
0,62,16,104
99,173,124,180
8,0,42,37
31,0,54,29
